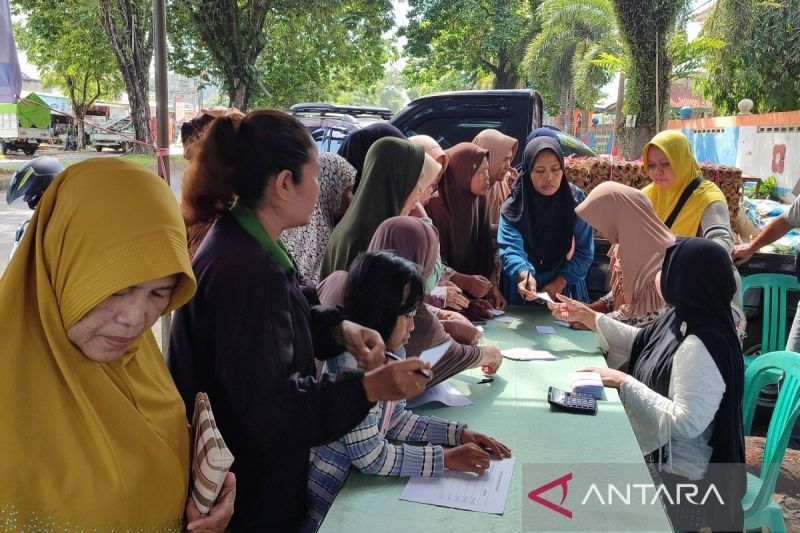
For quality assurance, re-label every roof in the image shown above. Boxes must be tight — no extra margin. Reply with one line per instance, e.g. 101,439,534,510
669,85,713,110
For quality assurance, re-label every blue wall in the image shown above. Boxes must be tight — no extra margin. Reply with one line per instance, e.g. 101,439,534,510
680,126,739,166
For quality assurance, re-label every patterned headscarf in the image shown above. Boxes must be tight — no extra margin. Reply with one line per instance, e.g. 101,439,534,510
283,152,356,283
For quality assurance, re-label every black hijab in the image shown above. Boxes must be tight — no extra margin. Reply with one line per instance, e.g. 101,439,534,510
500,137,576,273
629,237,744,528
337,123,405,191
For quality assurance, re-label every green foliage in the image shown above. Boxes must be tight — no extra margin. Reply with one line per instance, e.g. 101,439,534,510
699,0,800,114
403,0,539,90
333,62,407,113
753,176,778,200
12,0,123,118
167,0,393,110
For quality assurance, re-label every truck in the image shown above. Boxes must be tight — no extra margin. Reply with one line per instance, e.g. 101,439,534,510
89,116,134,152
384,89,796,352
0,92,52,156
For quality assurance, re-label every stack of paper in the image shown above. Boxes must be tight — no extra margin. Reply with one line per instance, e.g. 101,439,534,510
571,371,604,399
406,382,473,408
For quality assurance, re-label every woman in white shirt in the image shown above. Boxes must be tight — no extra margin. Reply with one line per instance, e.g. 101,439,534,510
549,237,745,531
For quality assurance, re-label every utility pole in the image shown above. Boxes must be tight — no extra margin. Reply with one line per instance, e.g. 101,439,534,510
153,0,172,353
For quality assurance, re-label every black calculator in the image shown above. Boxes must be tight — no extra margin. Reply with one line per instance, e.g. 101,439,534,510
547,386,597,414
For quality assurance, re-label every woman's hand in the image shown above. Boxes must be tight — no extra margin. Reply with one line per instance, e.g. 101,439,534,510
516,271,537,301
185,472,236,532
407,201,428,219
451,273,492,299
467,299,493,320
337,320,385,371
362,358,432,402
441,319,482,345
461,429,512,459
437,308,471,324
732,243,755,266
486,285,507,311
547,294,598,331
444,284,469,310
443,444,491,475
541,276,567,301
478,345,502,374
579,367,628,389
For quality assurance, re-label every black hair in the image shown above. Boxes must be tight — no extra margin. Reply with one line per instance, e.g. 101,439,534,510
343,251,424,342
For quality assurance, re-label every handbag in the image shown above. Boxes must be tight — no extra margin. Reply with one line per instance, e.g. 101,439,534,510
191,392,234,515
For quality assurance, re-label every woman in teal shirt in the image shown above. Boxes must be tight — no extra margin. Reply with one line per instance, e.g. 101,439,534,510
498,137,594,305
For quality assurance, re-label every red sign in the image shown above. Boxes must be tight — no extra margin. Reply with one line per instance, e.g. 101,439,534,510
773,143,786,173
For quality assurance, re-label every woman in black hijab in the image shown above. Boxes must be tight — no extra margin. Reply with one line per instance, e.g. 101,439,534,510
549,237,745,531
498,136,594,305
336,123,405,191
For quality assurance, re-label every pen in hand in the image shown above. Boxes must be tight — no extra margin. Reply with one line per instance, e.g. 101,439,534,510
385,351,433,379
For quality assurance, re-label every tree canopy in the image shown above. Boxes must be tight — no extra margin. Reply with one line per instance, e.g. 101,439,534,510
403,0,539,90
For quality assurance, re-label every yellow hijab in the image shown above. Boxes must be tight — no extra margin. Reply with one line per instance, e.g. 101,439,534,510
0,158,196,529
641,130,726,237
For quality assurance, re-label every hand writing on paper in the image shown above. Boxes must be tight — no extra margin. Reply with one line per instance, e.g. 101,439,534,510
444,443,491,475
461,429,512,459
486,285,507,311
579,366,628,389
186,472,236,532
547,294,598,331
363,358,432,402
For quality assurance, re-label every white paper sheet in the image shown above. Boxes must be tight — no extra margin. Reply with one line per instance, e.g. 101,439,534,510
419,341,452,367
400,458,516,514
554,320,571,328
406,382,474,408
501,348,557,361
495,316,517,324
535,292,555,303
536,325,556,334
489,309,506,317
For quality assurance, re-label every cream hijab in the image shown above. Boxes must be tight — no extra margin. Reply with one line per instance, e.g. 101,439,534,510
0,158,196,529
576,181,675,318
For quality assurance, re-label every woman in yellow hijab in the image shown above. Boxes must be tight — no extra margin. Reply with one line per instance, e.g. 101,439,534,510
641,130,733,249
0,158,233,530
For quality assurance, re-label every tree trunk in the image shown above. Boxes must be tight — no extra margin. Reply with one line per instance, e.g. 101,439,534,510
559,85,569,129
76,114,86,149
493,50,520,89
97,0,154,152
230,83,249,112
564,87,575,136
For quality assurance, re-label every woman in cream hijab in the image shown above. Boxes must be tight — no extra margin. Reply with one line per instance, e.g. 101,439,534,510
0,158,234,530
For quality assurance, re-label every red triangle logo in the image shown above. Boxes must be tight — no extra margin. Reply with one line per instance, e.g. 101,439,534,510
528,472,573,519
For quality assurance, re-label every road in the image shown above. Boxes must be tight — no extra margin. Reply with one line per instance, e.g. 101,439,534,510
0,150,185,274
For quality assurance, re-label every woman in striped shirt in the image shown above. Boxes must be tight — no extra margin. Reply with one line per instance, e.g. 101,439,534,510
305,251,511,531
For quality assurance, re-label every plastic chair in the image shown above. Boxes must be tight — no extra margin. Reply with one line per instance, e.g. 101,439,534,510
740,273,800,367
741,350,800,532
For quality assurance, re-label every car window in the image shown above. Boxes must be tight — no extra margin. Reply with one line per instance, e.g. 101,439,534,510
403,117,503,150
327,128,349,154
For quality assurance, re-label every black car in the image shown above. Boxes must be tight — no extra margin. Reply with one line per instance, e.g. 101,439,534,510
290,103,393,153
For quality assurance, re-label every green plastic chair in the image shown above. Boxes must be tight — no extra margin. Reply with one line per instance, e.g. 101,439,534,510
741,350,800,532
741,274,800,367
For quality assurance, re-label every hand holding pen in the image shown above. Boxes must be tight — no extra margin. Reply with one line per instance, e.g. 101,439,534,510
516,270,537,302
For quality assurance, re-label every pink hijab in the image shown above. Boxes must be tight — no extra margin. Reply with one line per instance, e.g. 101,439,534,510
575,181,675,319
409,135,450,178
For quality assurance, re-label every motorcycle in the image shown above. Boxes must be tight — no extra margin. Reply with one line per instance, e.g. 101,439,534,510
6,156,64,259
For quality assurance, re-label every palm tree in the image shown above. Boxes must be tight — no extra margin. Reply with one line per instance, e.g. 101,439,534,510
524,0,619,134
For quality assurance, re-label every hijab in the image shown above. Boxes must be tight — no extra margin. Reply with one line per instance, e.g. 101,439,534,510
500,136,576,273
525,127,560,145
336,122,405,190
641,130,726,237
473,129,519,227
576,182,675,318
319,216,482,386
628,237,744,527
320,137,424,279
409,135,450,177
283,153,356,283
0,158,196,529
426,142,494,278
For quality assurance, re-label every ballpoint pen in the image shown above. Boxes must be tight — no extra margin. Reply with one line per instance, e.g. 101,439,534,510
384,350,433,379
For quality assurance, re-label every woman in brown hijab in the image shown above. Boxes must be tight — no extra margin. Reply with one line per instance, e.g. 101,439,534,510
575,181,674,327
427,143,506,312
319,216,503,386
472,129,519,229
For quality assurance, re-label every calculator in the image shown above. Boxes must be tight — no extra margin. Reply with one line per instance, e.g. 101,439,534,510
547,386,597,414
